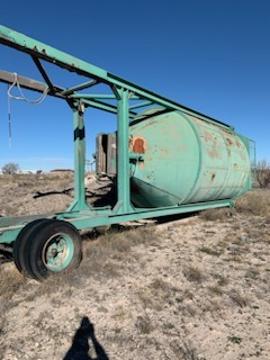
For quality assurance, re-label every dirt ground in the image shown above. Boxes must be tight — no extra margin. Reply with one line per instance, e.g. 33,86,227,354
0,174,269,360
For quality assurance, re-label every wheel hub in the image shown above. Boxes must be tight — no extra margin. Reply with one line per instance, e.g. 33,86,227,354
42,233,75,272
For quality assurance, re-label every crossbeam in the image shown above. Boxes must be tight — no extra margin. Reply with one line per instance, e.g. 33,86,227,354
0,25,232,130
61,79,98,96
31,56,56,93
0,70,139,116
0,70,63,97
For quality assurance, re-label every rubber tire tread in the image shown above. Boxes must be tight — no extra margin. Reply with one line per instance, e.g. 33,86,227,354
26,220,82,281
13,219,53,276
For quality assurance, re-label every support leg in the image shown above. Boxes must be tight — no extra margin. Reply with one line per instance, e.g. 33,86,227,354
114,89,132,214
68,105,91,212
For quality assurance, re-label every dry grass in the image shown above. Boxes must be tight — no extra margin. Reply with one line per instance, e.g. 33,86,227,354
136,277,179,311
183,265,205,283
0,266,25,339
0,266,25,300
0,225,159,310
199,245,222,256
170,340,201,360
228,335,242,344
135,314,154,334
200,207,235,221
227,289,248,308
0,173,73,216
1,180,270,359
26,226,158,297
236,189,270,216
208,285,224,296
215,274,230,287
80,226,157,278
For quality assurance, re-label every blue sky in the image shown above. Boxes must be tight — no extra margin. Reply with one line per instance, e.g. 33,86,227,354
0,0,269,170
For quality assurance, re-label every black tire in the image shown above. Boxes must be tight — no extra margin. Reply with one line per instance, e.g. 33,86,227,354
13,218,53,276
26,220,82,280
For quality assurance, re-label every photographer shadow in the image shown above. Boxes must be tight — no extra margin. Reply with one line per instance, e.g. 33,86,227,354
63,316,109,360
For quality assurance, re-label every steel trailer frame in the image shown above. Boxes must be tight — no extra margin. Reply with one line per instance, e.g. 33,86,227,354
0,25,234,246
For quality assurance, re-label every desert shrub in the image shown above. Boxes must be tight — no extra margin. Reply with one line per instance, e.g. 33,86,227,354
208,285,224,296
200,207,234,221
1,162,20,175
227,289,248,308
228,336,242,344
170,340,201,360
199,245,222,256
255,160,270,188
0,267,25,300
183,265,204,283
236,190,270,216
135,314,154,334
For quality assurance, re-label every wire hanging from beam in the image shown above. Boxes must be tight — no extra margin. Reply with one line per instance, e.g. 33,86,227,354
8,72,49,103
7,72,49,147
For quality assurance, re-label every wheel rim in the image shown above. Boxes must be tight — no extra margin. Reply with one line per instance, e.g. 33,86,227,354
42,233,74,272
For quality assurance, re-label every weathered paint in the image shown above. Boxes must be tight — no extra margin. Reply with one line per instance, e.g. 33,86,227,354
0,24,233,130
130,110,251,208
0,198,234,244
0,25,254,248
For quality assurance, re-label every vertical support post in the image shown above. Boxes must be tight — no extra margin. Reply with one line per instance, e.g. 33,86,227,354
115,88,131,213
67,103,90,212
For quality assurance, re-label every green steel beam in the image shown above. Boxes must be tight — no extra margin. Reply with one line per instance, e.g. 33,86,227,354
115,89,133,213
129,100,153,110
81,98,137,118
70,199,234,230
67,106,92,212
82,98,120,114
0,199,233,244
71,93,117,100
82,98,118,113
31,56,55,93
0,25,233,130
61,79,98,96
0,69,137,117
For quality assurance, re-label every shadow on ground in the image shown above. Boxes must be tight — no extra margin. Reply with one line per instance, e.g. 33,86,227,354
0,245,13,265
155,211,198,224
64,317,109,360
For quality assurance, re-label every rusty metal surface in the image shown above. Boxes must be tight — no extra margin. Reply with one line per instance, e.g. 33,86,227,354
96,134,107,175
129,111,251,208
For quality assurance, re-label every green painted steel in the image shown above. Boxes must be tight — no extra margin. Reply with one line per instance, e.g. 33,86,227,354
0,198,233,245
115,89,133,213
67,107,91,212
0,25,255,250
43,233,75,272
130,111,251,207
0,25,232,130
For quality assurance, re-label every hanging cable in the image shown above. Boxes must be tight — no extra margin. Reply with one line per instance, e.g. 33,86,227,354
7,85,12,148
7,72,49,104
7,72,49,147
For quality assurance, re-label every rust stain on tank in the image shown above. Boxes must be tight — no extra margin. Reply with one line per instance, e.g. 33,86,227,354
236,140,241,148
132,137,146,153
226,138,233,146
207,147,220,159
204,131,213,142
139,162,145,170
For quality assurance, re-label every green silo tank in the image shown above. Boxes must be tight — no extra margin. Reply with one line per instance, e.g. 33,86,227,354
129,110,252,208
